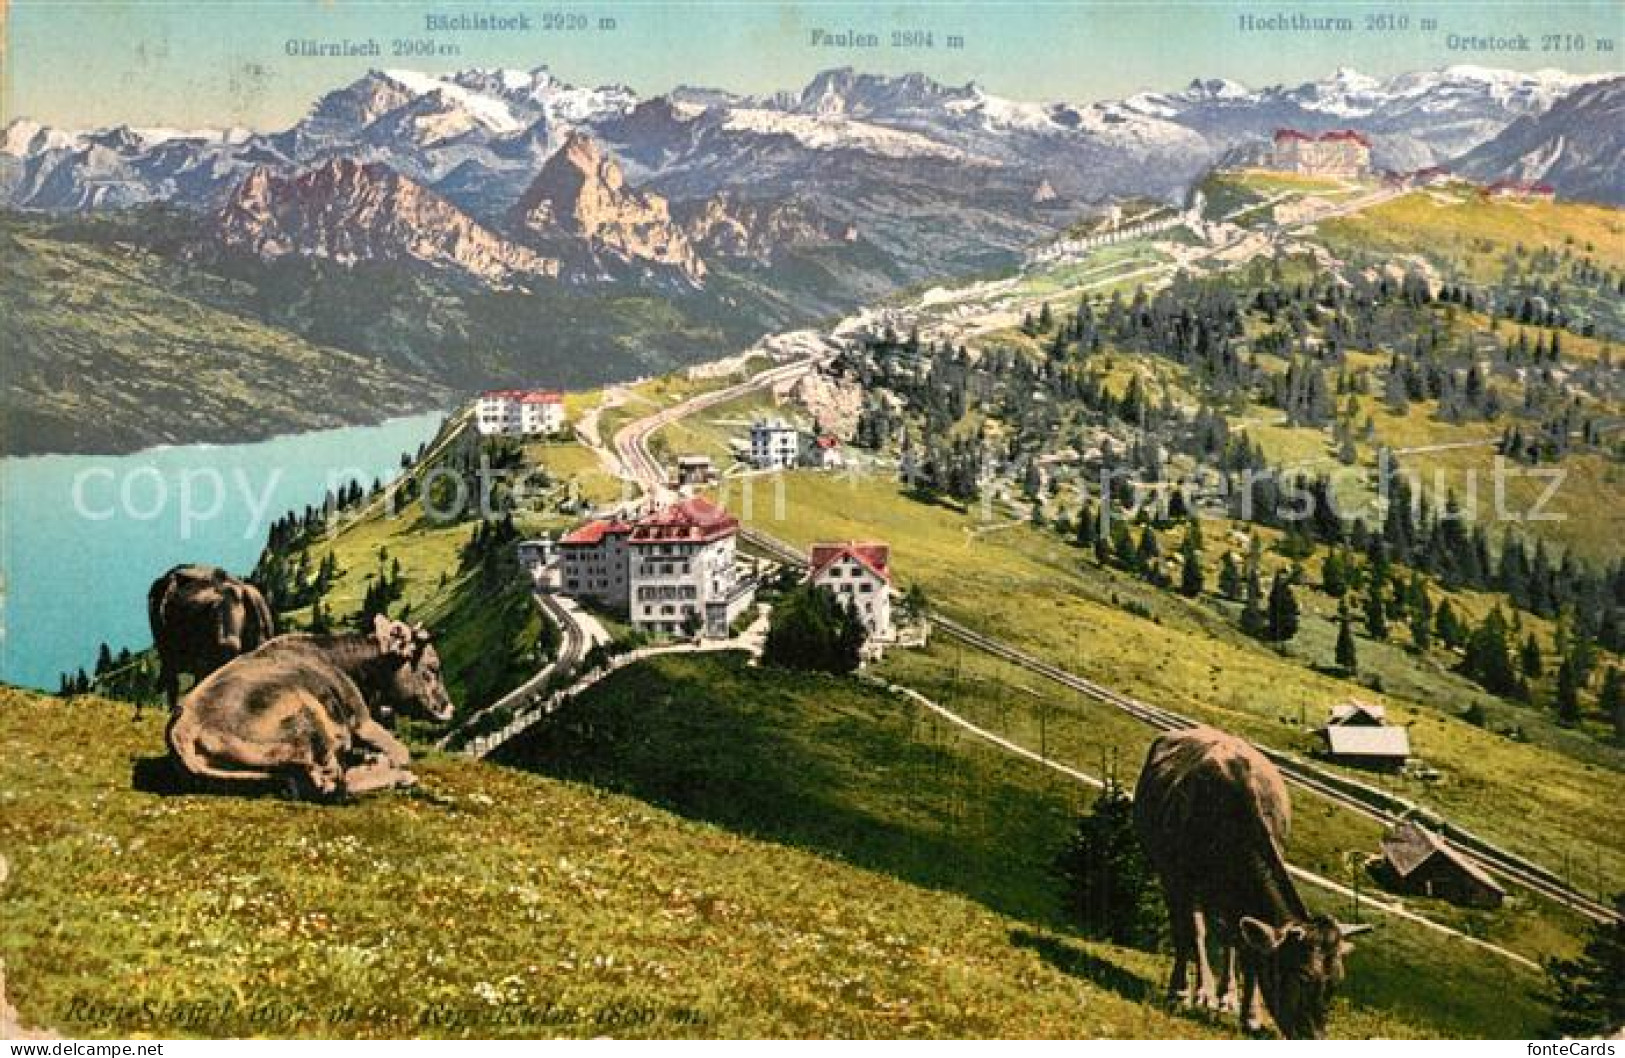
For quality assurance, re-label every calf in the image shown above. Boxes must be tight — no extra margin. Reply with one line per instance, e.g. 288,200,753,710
166,616,454,799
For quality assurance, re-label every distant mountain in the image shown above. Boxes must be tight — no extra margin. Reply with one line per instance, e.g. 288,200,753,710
0,211,450,455
677,192,858,262
4,62,1614,429
1453,77,1625,205
1118,65,1603,170
6,62,1592,220
218,158,558,283
510,132,704,283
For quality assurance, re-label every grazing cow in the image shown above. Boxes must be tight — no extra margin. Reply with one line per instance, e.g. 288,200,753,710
166,616,454,799
147,565,276,712
1134,726,1368,1039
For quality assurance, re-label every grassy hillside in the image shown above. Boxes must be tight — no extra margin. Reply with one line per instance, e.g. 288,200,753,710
0,218,449,455
496,652,1552,1038
1,688,1224,1039
726,470,1623,896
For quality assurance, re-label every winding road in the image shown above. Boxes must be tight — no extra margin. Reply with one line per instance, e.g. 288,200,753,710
612,355,834,505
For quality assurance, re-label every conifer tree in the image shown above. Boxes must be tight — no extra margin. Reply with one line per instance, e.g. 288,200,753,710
1178,527,1205,598
1218,552,1242,600
1267,571,1300,643
1335,599,1359,674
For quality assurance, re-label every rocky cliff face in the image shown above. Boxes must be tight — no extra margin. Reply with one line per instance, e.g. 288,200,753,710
678,193,857,261
511,132,705,282
1453,77,1625,205
217,158,557,282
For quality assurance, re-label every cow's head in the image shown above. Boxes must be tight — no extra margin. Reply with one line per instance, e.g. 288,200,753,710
1239,914,1367,1039
371,615,454,723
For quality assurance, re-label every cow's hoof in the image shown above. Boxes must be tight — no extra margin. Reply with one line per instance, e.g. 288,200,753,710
395,770,419,788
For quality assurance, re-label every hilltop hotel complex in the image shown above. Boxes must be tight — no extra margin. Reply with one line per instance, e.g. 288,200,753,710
559,497,757,639
1270,128,1371,177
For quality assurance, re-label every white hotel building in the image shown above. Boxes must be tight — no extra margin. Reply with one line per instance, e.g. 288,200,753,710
749,418,801,470
475,389,566,437
559,497,755,638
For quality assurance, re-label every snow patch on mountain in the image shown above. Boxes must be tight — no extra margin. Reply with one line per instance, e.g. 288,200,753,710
721,108,980,162
380,69,527,133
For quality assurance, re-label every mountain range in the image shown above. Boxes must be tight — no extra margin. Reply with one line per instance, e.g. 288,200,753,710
1454,75,1624,203
3,63,1619,454
3,64,1616,285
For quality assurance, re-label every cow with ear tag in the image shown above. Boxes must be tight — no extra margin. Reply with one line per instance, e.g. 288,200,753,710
1134,725,1369,1038
165,615,454,800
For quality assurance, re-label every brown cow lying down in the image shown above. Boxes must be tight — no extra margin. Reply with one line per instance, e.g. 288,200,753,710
166,615,454,800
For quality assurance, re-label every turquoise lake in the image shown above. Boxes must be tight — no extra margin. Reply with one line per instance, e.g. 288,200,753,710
0,412,446,691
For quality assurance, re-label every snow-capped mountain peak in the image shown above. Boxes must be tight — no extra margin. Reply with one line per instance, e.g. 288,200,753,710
0,118,81,157
379,68,526,133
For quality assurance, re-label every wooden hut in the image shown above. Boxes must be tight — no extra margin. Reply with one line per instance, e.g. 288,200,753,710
1376,821,1505,909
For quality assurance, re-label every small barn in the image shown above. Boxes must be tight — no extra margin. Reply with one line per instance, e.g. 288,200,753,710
1376,821,1505,909
675,454,717,487
1320,700,1410,770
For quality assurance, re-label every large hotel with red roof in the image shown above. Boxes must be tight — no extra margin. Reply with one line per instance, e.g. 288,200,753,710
1270,128,1371,178
559,497,757,638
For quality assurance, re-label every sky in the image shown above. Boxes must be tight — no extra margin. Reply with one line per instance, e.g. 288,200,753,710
4,1,1623,130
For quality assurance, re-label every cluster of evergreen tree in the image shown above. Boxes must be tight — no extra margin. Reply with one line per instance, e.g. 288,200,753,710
357,547,407,628
57,642,160,702
1053,781,1164,949
1544,893,1625,1036
461,513,520,574
761,584,866,675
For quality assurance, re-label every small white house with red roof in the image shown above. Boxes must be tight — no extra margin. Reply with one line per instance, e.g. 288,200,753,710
802,433,845,470
475,389,566,437
809,542,893,641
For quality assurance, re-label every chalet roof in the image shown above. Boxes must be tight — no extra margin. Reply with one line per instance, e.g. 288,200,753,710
810,542,892,585
559,519,631,546
1329,700,1388,726
480,388,563,404
1273,128,1371,147
1486,179,1555,196
676,454,714,466
1319,129,1372,147
628,496,739,545
1382,821,1505,895
1322,724,1411,759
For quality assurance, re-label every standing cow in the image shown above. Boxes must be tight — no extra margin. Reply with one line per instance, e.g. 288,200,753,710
147,564,276,712
1134,725,1368,1039
166,615,454,799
